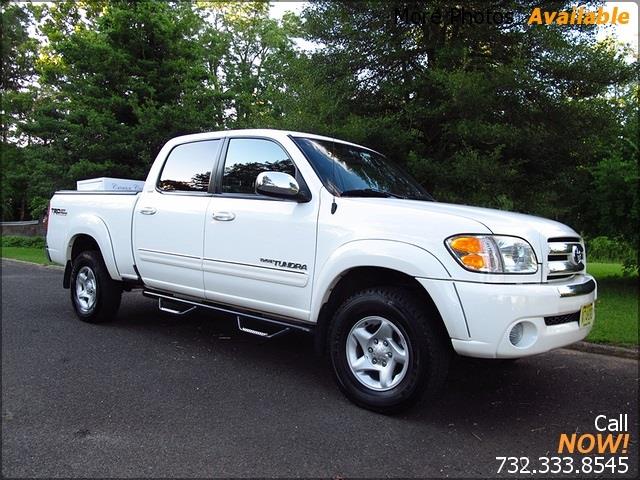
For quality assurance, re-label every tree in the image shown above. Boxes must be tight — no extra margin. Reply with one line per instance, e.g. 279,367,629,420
10,0,228,218
2,1,302,219
197,1,302,127
586,84,639,270
297,0,637,235
1,0,39,219
1,0,636,247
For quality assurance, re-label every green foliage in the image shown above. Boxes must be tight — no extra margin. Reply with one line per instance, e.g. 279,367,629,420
586,236,638,275
294,0,637,248
0,0,638,259
591,155,639,227
1,235,46,248
31,1,219,176
1,0,40,220
587,236,632,263
299,2,635,209
198,2,300,127
1,0,38,131
586,263,638,346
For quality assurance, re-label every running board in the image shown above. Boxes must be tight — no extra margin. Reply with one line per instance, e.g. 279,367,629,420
143,290,313,334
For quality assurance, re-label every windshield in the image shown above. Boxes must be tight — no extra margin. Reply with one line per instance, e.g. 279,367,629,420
291,137,433,201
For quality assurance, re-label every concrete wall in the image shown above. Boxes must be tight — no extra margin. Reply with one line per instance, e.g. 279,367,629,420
1,221,45,237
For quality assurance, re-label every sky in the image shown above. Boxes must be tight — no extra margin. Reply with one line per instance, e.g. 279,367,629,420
270,1,307,19
596,1,639,58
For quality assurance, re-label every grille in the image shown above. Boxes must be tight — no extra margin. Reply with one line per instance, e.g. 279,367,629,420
546,237,585,281
545,311,580,326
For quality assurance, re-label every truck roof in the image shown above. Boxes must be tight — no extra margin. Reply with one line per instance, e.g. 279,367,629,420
167,128,376,153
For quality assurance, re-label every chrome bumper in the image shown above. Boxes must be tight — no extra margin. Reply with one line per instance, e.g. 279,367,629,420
557,278,596,298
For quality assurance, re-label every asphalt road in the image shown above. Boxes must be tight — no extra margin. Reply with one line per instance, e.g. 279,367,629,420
2,259,638,478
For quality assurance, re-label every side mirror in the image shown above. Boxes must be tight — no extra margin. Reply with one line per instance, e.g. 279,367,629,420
255,171,301,200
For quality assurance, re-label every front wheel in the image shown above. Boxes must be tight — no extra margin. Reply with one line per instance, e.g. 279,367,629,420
328,287,451,414
70,250,122,323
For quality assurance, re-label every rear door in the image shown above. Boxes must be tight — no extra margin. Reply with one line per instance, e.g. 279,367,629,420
202,137,319,321
133,139,221,298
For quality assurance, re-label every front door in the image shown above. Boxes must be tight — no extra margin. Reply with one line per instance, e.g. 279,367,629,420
133,139,221,298
203,137,318,321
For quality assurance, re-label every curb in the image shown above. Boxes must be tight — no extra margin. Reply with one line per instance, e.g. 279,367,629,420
566,341,638,360
1,257,64,270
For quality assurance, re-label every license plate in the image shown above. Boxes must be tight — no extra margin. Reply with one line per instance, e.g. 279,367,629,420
580,303,595,328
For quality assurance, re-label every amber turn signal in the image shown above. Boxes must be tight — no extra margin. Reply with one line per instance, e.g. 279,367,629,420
461,253,485,269
449,236,482,254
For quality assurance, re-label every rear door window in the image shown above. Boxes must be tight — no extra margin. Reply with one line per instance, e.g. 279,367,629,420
158,140,221,192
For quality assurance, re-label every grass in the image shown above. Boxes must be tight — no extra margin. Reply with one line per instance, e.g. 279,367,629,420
586,262,638,347
587,262,625,278
1,246,52,265
1,242,637,345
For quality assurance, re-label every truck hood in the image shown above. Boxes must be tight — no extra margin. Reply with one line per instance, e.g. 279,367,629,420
419,201,579,240
340,197,580,262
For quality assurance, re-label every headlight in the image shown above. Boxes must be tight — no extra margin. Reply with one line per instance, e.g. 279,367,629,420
445,235,538,274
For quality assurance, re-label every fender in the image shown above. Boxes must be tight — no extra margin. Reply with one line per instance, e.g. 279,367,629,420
311,239,470,341
65,213,121,281
311,239,451,320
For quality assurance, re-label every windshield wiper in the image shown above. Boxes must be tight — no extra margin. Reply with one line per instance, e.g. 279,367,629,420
340,188,406,199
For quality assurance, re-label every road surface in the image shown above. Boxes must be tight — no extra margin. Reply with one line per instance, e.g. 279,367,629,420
2,259,638,477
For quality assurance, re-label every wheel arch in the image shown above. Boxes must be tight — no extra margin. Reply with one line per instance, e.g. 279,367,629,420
311,240,453,355
65,215,121,281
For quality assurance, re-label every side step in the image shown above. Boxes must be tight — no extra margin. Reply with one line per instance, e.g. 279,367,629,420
237,316,290,339
158,297,196,315
143,290,313,336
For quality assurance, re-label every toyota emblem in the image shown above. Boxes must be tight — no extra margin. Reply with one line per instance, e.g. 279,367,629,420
571,244,584,266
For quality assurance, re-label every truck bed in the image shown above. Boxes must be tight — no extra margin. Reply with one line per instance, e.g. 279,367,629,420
46,190,141,280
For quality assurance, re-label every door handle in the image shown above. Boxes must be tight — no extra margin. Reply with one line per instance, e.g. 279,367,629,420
139,206,157,215
212,211,235,221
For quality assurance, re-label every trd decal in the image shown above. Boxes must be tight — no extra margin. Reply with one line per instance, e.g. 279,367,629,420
51,208,68,216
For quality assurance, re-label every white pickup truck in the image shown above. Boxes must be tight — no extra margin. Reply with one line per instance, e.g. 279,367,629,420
46,129,596,412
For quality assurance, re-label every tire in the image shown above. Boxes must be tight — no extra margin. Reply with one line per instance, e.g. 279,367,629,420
328,287,451,414
70,250,122,323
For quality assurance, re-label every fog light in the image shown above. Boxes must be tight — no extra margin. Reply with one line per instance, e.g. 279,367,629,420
509,323,524,346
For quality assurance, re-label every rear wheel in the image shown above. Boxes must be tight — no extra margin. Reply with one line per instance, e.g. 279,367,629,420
328,287,451,413
70,250,122,323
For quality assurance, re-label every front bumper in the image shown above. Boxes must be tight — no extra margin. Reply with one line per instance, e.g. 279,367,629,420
448,275,597,358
